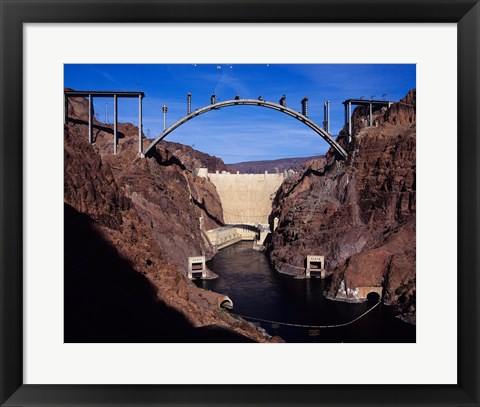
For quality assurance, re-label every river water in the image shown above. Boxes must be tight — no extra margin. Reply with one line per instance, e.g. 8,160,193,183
194,242,415,343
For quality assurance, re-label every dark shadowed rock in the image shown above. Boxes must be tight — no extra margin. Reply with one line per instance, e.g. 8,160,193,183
64,94,281,342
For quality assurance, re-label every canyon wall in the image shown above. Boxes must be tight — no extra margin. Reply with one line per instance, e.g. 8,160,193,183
158,140,230,173
267,89,416,321
64,94,280,342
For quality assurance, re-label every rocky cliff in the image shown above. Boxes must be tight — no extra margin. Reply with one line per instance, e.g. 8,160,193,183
64,94,280,342
157,140,230,174
267,90,416,322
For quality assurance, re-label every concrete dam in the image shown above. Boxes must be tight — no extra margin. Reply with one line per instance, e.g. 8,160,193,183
197,168,286,224
196,168,286,250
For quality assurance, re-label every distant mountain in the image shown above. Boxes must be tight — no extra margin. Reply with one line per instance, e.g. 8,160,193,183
227,156,322,174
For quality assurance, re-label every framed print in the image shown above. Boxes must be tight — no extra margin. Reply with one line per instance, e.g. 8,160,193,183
1,0,479,406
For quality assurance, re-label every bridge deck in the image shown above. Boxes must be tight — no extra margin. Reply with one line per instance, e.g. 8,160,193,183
64,90,144,98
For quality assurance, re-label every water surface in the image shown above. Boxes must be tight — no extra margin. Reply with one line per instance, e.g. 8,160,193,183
195,242,415,343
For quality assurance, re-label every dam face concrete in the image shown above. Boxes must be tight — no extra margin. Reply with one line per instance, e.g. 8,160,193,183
205,171,285,225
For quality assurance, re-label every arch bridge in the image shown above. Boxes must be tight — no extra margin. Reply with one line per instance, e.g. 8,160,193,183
144,99,348,159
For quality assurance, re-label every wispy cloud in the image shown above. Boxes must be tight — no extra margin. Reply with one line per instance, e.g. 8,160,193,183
89,66,117,83
213,72,250,97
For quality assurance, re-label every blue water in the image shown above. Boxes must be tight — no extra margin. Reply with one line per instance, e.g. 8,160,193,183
194,242,415,343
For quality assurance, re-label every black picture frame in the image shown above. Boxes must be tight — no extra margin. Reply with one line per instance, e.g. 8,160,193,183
1,0,479,406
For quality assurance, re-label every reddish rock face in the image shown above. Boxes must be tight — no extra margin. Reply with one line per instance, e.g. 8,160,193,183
157,140,230,174
64,95,279,342
65,99,226,266
268,89,416,320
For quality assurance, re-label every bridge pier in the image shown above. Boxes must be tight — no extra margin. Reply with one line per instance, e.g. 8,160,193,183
301,97,309,117
138,95,143,155
64,90,145,154
343,98,396,143
88,94,93,144
323,100,330,133
113,94,118,154
64,93,68,124
348,101,352,142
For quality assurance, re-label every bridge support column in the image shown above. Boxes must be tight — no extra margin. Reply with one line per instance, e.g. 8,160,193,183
113,94,118,154
138,95,143,155
64,94,68,124
326,100,330,133
301,97,309,117
369,102,373,126
323,102,328,132
88,94,92,144
162,104,167,130
348,101,352,143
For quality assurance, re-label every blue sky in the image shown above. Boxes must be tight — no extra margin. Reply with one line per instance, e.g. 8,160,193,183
64,64,415,163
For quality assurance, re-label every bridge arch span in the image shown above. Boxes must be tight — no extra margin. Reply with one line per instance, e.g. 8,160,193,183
144,99,348,158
